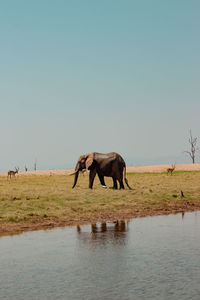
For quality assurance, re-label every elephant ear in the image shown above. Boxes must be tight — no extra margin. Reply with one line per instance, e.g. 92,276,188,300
85,153,94,170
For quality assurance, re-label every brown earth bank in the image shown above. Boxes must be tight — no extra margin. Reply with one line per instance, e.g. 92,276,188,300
1,204,200,237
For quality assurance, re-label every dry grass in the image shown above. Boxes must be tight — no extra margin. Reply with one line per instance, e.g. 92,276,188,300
0,171,200,235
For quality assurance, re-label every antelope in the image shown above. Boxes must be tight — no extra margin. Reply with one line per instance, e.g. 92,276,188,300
166,164,175,175
7,167,19,179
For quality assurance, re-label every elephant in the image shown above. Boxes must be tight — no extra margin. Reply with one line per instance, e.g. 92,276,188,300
72,152,132,190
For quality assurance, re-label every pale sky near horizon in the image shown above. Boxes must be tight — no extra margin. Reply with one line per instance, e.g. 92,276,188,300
0,0,200,171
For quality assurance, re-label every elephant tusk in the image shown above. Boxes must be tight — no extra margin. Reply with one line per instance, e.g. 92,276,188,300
68,171,78,176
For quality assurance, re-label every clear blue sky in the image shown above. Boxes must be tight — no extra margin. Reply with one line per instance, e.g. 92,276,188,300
0,0,200,171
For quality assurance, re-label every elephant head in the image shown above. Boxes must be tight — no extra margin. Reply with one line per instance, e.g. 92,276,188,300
72,153,94,188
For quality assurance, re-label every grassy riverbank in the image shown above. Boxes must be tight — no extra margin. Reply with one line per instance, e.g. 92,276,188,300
0,171,200,235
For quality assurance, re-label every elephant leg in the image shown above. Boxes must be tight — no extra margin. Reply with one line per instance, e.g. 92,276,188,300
97,172,107,188
118,178,125,189
89,170,96,189
112,177,118,189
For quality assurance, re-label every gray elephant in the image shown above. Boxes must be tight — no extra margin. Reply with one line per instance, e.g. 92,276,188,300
72,152,132,189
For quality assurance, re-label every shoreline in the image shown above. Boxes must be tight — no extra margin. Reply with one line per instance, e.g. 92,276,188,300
0,166,200,237
1,202,200,237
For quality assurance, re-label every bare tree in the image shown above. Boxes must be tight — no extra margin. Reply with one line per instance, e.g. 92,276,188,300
34,159,37,171
184,130,199,163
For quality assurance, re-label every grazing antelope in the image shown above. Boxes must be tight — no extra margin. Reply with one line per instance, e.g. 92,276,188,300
166,164,175,175
7,167,19,179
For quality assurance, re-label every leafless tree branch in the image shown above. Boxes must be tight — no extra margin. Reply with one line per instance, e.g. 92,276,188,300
183,130,199,163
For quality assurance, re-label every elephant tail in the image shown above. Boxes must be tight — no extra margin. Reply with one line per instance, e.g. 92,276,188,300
124,164,132,190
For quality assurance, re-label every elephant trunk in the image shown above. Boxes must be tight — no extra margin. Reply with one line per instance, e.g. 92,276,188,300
72,171,79,188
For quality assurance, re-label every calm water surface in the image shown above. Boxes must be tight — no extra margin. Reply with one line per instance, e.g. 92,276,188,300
0,212,200,300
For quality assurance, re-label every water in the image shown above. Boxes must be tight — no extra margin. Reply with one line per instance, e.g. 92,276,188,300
0,212,200,300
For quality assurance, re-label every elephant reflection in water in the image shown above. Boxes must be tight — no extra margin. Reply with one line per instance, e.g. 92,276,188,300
91,221,127,233
76,220,129,245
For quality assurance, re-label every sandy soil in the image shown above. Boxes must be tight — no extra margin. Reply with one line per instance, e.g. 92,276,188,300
1,163,199,176
126,163,200,173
